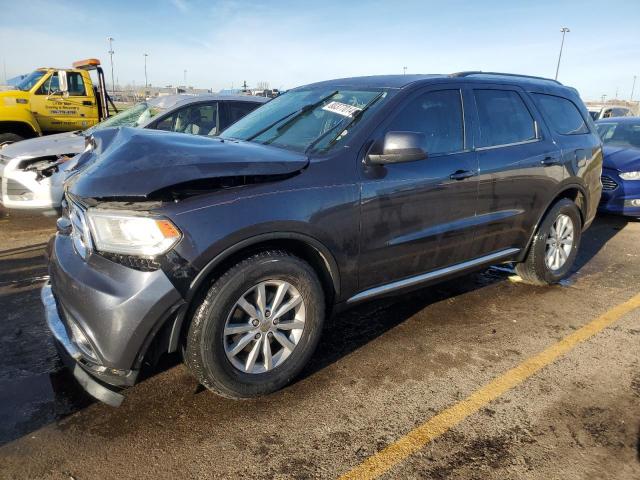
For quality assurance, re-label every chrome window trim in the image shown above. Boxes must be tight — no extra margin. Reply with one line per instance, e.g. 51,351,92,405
474,138,541,151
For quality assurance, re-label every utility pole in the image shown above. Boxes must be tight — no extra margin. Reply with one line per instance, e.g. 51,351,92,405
555,27,570,80
183,69,187,88
601,94,607,105
631,75,637,102
107,37,115,94
143,53,149,88
403,66,407,75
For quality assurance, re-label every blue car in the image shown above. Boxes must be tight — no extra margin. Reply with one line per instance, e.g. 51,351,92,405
596,117,640,217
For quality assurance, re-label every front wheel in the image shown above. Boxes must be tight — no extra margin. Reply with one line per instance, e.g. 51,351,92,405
515,198,582,285
185,250,325,399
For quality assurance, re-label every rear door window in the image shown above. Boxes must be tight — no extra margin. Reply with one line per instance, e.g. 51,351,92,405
226,101,261,126
474,89,536,148
385,89,464,155
533,93,589,135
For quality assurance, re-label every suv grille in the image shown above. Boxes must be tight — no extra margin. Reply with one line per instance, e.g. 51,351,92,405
601,176,618,191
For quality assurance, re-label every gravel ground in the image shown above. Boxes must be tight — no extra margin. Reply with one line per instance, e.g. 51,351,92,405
0,210,638,479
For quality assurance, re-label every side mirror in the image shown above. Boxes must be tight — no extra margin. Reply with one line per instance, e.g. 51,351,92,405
57,70,69,95
367,131,428,165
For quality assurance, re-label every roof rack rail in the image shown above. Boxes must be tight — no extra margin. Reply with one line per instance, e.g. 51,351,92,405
450,71,562,85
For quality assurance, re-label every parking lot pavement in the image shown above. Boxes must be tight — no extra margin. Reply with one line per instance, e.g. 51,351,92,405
0,212,638,479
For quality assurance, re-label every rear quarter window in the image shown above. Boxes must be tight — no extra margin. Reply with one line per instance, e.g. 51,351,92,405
533,93,589,135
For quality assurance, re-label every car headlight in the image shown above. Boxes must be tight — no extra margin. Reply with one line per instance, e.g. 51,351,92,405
86,210,181,256
619,171,640,181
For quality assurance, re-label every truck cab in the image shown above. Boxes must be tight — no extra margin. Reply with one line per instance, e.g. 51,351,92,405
0,58,111,145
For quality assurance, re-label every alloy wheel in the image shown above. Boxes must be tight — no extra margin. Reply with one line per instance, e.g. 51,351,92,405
223,280,306,374
545,213,574,271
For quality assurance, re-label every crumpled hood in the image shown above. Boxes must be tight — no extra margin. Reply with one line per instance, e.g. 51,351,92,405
603,145,640,172
0,131,84,160
67,127,309,200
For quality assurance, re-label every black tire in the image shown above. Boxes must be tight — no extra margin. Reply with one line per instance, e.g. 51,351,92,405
185,250,325,399
0,133,24,146
515,198,582,285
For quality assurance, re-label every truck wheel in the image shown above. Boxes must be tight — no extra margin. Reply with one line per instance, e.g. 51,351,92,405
515,198,582,285
185,250,325,399
0,133,24,147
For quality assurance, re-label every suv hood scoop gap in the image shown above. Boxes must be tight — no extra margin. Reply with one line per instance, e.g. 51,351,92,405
66,127,309,200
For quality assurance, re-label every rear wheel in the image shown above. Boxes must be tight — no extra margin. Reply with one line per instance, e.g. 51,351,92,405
185,250,324,399
0,133,24,147
515,199,582,285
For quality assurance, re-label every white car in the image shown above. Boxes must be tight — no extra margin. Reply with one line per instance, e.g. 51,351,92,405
0,94,267,213
588,105,634,121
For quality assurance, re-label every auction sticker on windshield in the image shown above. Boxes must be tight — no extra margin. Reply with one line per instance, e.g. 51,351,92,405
322,101,361,117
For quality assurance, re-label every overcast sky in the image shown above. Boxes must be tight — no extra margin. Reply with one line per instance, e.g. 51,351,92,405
1,0,638,101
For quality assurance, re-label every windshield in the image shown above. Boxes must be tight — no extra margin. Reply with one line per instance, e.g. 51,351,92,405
15,70,46,91
86,102,166,133
220,88,389,153
596,120,640,148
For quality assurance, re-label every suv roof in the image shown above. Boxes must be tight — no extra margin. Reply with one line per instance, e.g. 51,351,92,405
302,71,568,92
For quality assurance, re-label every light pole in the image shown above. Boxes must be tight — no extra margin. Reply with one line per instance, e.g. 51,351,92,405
631,75,637,102
143,53,149,88
554,27,570,80
107,37,115,94
184,69,187,87
403,66,407,75
601,94,607,105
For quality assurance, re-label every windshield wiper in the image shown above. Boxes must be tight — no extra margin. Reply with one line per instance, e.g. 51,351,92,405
246,90,338,142
305,91,385,154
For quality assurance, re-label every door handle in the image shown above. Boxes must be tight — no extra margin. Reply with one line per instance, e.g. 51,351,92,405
541,156,561,166
82,101,93,106
449,170,476,180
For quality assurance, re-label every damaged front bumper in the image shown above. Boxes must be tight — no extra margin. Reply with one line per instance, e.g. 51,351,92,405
42,282,127,407
1,167,64,212
43,230,185,406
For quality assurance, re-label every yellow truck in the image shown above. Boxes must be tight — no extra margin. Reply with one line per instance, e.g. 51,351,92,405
0,58,114,145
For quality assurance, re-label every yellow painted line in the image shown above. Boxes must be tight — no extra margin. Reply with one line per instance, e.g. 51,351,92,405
340,291,640,480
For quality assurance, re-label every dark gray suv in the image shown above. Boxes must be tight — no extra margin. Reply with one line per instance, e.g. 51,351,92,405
43,72,603,406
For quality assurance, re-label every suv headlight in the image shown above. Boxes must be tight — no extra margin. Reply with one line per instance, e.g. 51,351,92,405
619,171,640,181
86,210,181,256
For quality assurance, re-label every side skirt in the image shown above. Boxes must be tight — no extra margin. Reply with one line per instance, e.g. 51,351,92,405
347,248,520,304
